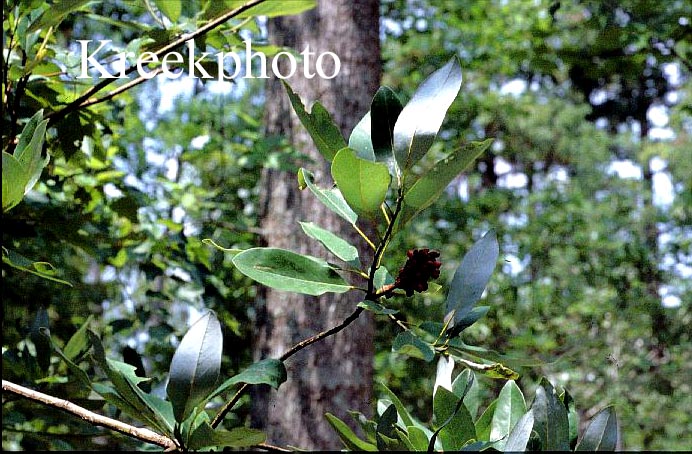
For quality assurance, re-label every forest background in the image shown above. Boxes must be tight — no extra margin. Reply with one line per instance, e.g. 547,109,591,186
2,0,690,451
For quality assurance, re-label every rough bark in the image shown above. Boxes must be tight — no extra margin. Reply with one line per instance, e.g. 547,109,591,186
252,1,381,450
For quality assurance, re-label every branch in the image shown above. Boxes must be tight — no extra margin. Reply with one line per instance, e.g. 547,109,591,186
1,380,176,450
75,67,166,109
46,0,267,126
210,305,365,428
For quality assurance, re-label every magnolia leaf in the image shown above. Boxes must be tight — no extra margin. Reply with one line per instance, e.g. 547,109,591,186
490,380,527,449
446,229,499,329
376,404,405,450
188,423,266,450
167,311,223,423
533,378,570,451
232,247,352,295
300,221,360,266
432,386,476,451
576,406,618,451
393,57,462,171
228,0,316,19
447,305,491,338
89,331,173,435
357,300,398,315
563,389,579,449
283,81,346,162
298,168,357,225
331,148,391,219
348,111,375,161
398,139,492,227
504,409,534,452
326,413,378,451
434,355,455,397
392,331,435,362
475,399,498,441
211,358,287,399
371,86,404,161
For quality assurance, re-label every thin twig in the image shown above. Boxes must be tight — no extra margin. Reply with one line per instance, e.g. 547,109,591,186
210,305,366,428
279,306,365,362
76,67,166,109
255,442,293,452
1,380,177,450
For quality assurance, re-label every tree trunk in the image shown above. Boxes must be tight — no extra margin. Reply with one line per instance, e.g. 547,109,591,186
253,1,381,450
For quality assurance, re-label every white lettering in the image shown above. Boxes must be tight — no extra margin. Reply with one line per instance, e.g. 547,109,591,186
301,45,316,79
137,52,159,79
161,52,183,79
77,40,125,79
316,51,340,79
244,39,269,79
216,52,242,82
272,51,297,79
73,39,342,80
187,40,212,79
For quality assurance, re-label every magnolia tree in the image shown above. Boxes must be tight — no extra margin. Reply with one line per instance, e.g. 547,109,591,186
2,0,618,451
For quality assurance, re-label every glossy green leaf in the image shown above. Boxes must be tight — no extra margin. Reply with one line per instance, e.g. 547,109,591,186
300,221,360,266
2,153,26,212
371,86,403,161
393,57,462,171
29,308,50,372
563,389,579,449
226,0,316,19
298,168,358,225
349,111,375,161
576,406,618,451
533,378,570,451
446,229,499,328
434,355,455,397
503,409,534,452
406,425,430,451
358,300,398,315
28,0,92,32
331,148,391,219
398,139,492,227
325,412,378,451
211,358,287,399
153,0,181,22
167,311,223,423
376,404,405,450
447,306,491,338
452,369,480,416
475,399,498,441
394,427,417,451
348,410,378,443
490,380,527,449
62,315,93,362
432,386,476,451
392,330,435,362
88,331,173,435
373,266,395,289
283,81,347,162
188,423,266,450
379,382,415,428
40,328,91,389
232,247,352,296
3,110,50,213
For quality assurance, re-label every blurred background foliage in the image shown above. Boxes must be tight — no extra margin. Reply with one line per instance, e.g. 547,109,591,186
3,0,690,450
